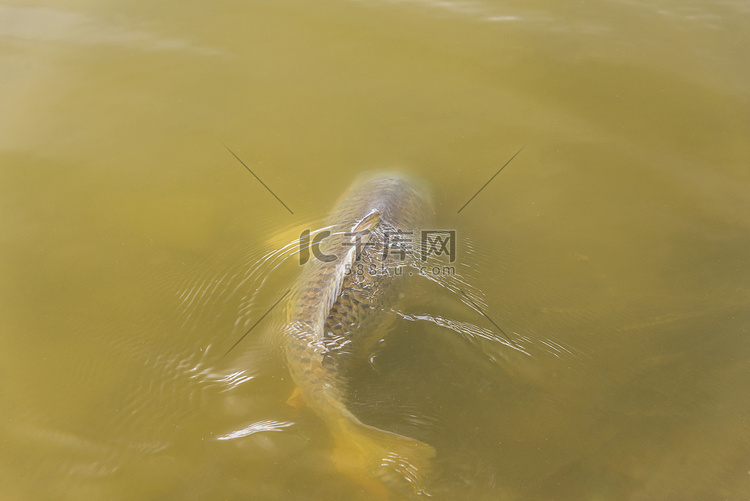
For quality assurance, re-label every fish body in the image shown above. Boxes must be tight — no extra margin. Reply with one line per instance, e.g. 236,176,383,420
285,172,434,493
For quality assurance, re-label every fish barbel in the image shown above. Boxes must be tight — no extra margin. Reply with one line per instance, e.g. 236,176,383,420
285,172,435,495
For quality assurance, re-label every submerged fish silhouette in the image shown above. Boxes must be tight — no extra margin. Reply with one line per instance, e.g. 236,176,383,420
285,172,435,495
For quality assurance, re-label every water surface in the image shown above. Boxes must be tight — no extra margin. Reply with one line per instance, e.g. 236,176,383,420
2,0,749,499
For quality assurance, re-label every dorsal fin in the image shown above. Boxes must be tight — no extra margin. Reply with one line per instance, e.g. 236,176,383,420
352,210,381,233
311,210,382,344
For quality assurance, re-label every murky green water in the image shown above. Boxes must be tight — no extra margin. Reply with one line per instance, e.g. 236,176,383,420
2,0,749,499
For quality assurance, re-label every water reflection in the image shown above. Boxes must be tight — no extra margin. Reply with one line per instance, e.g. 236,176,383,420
0,5,219,54
216,420,295,441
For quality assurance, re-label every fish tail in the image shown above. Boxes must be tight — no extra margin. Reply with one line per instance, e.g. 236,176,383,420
331,417,435,497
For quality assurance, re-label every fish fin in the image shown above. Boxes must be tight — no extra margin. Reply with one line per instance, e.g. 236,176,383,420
285,387,306,411
352,209,381,233
318,209,383,333
331,418,435,497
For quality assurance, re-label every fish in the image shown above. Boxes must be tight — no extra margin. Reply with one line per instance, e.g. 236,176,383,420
285,172,435,496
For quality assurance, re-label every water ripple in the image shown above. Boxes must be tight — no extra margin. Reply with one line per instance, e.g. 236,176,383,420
215,419,294,441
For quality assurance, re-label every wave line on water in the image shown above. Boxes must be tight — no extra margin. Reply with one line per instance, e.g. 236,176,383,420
397,311,530,358
215,420,294,441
